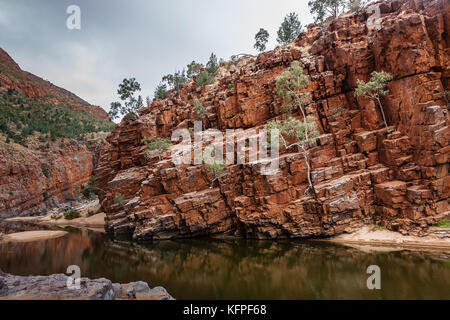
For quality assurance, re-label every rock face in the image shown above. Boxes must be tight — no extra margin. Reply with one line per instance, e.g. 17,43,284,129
0,271,173,300
95,0,449,240
0,49,111,217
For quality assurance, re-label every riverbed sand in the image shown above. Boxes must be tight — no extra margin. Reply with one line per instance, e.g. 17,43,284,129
325,226,450,250
1,230,68,243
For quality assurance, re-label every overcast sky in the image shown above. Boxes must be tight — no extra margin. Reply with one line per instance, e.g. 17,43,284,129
0,0,315,113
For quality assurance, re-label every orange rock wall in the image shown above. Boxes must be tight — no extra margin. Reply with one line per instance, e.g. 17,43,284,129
95,0,449,240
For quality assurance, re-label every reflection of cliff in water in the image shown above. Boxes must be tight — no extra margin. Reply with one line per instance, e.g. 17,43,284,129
0,230,449,300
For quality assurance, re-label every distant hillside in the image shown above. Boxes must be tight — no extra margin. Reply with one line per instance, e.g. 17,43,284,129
0,48,109,121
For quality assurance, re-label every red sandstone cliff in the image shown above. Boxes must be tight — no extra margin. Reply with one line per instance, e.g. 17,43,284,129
95,0,449,240
0,49,111,217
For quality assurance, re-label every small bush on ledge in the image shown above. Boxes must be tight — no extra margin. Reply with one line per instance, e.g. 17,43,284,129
63,209,80,220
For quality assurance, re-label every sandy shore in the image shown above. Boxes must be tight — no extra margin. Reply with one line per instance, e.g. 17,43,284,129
4,199,106,230
1,231,68,243
324,226,450,251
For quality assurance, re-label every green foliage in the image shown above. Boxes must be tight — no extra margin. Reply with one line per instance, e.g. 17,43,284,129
354,71,393,128
354,71,393,99
196,71,215,87
41,164,52,178
308,0,346,23
108,78,144,120
205,161,228,182
275,61,309,116
346,0,368,13
254,28,270,52
114,193,126,206
227,82,235,89
64,209,80,220
206,53,219,76
187,61,204,80
154,83,169,99
51,214,62,220
435,220,450,228
0,89,114,146
142,136,171,157
277,13,303,45
81,176,98,199
162,70,187,94
193,99,208,120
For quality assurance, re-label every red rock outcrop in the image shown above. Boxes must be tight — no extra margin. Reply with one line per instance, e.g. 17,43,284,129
95,0,449,240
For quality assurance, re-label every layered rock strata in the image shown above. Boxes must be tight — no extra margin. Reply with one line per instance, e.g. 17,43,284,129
95,0,449,240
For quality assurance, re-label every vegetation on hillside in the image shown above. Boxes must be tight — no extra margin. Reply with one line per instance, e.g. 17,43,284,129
0,87,115,147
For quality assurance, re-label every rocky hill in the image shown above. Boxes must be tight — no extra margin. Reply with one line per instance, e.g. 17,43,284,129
0,49,114,217
95,0,449,240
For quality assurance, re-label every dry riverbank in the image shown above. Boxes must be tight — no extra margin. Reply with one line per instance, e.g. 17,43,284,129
323,226,450,251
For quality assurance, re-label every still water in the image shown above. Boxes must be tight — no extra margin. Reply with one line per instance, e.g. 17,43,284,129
0,227,449,300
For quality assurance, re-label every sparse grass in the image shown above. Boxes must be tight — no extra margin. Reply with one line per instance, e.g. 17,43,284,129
63,209,80,220
435,220,450,228
51,214,62,221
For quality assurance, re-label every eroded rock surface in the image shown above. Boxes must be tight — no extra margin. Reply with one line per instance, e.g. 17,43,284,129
95,0,449,240
0,271,173,300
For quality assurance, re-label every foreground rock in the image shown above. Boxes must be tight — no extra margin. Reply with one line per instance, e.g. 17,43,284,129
0,270,173,300
94,0,449,241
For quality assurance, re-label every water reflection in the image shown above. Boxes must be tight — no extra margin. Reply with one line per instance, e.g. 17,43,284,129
0,229,449,300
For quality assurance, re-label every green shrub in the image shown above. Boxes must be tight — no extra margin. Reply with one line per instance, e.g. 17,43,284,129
64,209,80,220
114,193,126,206
196,71,215,87
51,214,62,221
227,82,235,89
142,136,171,158
193,99,208,120
435,220,450,228
41,164,52,178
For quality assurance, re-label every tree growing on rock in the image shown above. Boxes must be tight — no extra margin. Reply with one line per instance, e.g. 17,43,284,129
267,116,319,193
275,60,309,118
277,12,303,45
187,61,204,80
108,78,144,120
142,136,172,160
354,71,393,128
268,61,319,195
162,70,187,97
346,0,368,13
254,28,270,52
205,160,228,189
193,99,208,120
154,83,169,100
308,0,346,23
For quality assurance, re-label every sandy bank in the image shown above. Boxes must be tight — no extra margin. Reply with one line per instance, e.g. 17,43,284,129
324,226,450,251
1,231,68,243
4,199,106,230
